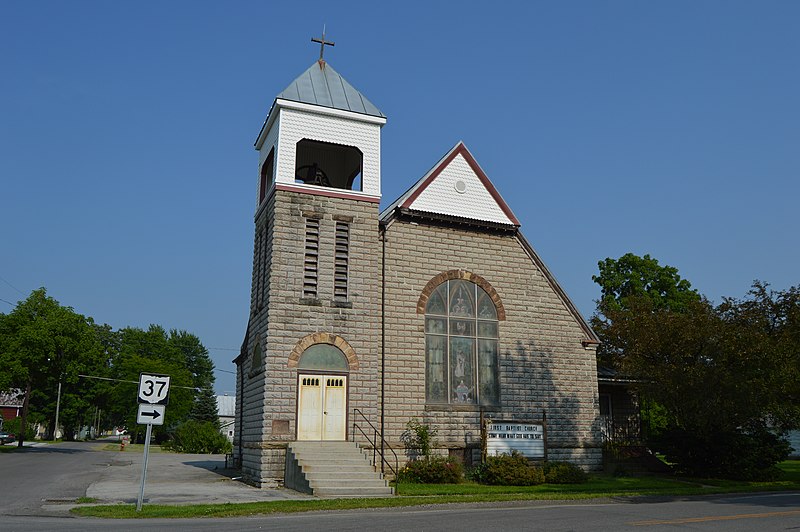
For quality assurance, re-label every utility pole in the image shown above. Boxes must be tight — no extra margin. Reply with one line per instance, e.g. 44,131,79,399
53,377,62,440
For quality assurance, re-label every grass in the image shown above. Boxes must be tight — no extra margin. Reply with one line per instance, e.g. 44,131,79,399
101,443,170,453
71,460,800,520
76,497,98,504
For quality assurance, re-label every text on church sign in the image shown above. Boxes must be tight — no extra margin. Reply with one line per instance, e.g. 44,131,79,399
486,421,545,459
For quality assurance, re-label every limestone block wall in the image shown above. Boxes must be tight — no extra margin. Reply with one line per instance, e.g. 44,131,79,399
240,189,382,483
237,195,275,484
381,219,602,470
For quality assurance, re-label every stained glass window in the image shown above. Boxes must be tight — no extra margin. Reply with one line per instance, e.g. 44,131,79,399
425,280,499,405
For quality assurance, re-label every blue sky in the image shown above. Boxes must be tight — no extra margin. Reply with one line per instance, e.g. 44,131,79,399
2,1,798,394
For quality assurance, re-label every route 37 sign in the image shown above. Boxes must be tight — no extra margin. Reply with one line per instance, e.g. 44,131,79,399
138,373,171,405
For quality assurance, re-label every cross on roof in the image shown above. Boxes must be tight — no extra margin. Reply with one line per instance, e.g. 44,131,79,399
311,27,335,61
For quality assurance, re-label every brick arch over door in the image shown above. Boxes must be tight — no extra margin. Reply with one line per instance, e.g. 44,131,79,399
416,269,506,320
287,332,360,370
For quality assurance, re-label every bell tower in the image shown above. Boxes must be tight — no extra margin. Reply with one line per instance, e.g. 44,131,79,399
236,39,386,485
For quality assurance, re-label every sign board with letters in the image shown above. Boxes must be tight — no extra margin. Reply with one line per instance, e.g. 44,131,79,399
485,420,546,459
138,373,171,406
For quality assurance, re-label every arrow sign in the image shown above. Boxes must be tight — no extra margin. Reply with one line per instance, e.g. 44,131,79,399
137,404,166,426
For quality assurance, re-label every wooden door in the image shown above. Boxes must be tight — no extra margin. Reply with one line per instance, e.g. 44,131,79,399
297,374,347,440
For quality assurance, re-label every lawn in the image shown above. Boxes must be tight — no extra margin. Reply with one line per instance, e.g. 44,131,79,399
71,460,800,519
101,442,170,453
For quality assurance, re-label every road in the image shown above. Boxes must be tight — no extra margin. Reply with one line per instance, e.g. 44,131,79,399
1,492,799,531
0,439,114,515
1,441,798,530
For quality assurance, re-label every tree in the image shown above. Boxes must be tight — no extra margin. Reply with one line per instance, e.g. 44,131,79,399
105,326,195,443
169,330,218,426
592,253,701,367
593,256,799,479
593,253,700,313
0,288,103,444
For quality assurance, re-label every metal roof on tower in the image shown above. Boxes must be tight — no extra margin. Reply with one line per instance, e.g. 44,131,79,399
277,60,385,118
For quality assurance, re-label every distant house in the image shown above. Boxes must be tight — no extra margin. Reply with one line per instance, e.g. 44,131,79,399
216,395,235,442
0,389,23,425
789,431,800,458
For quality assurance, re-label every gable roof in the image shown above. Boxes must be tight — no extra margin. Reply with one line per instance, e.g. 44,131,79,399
277,60,384,118
381,142,599,347
380,142,520,228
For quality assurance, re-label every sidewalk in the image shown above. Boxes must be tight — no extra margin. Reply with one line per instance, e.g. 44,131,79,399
84,451,313,506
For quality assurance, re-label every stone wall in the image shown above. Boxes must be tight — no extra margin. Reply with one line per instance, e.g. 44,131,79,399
239,188,381,484
381,218,602,470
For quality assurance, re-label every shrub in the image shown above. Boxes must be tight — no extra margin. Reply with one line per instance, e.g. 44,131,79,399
399,456,463,484
401,418,438,460
2,417,35,441
162,420,232,454
543,461,589,484
472,451,544,486
653,426,790,481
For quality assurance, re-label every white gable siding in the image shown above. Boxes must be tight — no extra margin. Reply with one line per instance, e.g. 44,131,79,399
275,108,382,196
406,153,514,225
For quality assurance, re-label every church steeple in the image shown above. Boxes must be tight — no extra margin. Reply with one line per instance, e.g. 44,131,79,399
253,53,385,206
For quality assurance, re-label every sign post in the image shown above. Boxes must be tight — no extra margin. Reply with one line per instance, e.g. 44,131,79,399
136,373,170,512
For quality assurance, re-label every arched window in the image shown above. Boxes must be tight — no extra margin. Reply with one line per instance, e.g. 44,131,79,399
425,280,499,405
248,341,263,378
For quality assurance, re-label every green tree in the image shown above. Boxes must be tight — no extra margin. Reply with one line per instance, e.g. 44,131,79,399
595,262,799,479
592,253,701,367
106,326,195,443
168,330,218,426
0,288,104,444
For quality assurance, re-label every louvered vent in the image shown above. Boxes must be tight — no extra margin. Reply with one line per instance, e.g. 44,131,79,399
303,218,320,298
260,220,269,307
253,227,263,308
334,222,349,300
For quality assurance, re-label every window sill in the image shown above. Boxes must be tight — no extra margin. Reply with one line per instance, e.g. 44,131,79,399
331,299,353,308
424,404,502,413
299,297,323,306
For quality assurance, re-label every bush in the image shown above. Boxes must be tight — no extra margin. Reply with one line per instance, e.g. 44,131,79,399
399,456,463,484
2,417,35,441
162,420,232,454
472,451,545,486
401,418,438,460
543,461,589,484
653,426,790,481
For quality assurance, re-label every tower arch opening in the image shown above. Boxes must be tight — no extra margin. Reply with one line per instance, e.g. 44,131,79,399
294,139,363,191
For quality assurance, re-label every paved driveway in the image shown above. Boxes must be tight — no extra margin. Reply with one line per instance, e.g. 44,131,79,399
0,439,308,516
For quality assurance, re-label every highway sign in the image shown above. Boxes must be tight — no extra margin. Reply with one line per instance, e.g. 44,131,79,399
137,404,166,426
138,373,170,405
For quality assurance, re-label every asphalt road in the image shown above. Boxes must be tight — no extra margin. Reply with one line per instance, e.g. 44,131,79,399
1,492,799,531
1,440,798,531
0,439,114,515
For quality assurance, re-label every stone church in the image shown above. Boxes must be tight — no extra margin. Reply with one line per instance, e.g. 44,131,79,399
234,51,602,487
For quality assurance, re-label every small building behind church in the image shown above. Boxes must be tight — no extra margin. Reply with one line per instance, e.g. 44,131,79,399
234,50,603,488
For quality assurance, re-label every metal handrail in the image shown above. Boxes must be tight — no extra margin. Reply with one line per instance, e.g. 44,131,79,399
351,408,399,486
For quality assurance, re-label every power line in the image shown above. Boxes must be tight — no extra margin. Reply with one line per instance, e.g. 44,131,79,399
0,298,15,306
78,374,206,391
0,274,25,295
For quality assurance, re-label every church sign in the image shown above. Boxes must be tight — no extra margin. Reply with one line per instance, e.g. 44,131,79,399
485,420,546,459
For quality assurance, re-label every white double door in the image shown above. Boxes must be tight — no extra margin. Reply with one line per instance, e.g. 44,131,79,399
297,373,347,440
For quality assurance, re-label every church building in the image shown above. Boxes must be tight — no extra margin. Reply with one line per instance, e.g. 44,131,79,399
234,44,602,488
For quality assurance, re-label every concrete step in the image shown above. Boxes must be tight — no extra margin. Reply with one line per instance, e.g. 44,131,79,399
312,486,394,498
293,453,371,463
285,440,394,498
304,471,384,481
308,479,387,494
